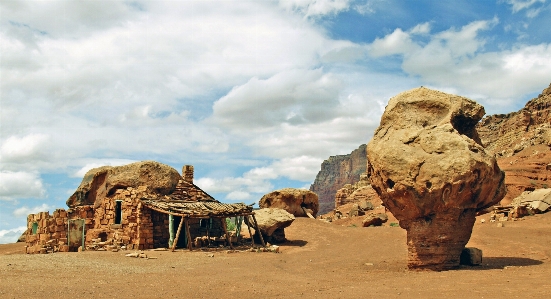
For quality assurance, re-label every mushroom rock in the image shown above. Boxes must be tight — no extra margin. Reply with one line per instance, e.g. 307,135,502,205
253,208,296,243
367,87,506,270
259,188,319,218
66,161,182,208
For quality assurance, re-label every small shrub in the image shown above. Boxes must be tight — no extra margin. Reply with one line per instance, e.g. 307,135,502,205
389,222,399,227
226,218,236,231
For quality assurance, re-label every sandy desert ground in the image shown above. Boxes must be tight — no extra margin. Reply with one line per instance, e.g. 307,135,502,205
1,213,551,298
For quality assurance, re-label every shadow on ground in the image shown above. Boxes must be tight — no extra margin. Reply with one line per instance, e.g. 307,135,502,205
282,240,308,247
461,257,543,270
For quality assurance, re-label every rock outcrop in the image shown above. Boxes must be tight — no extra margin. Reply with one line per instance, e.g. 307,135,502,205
477,83,551,204
253,208,295,244
310,144,367,214
259,188,319,217
66,161,181,208
367,87,506,270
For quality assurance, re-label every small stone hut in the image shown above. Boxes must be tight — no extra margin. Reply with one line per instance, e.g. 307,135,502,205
25,163,258,253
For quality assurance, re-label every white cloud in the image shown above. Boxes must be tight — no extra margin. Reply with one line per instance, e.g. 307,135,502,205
0,134,49,163
0,171,46,200
505,0,546,13
13,203,52,217
368,19,551,107
212,69,343,131
369,28,416,57
0,226,27,244
279,0,352,17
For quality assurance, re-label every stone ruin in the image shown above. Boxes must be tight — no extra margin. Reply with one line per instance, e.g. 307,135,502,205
367,87,506,270
24,161,253,254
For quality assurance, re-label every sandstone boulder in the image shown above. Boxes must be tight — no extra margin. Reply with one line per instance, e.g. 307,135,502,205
259,188,319,218
512,188,551,213
66,161,181,208
362,213,388,227
253,208,295,244
367,87,506,270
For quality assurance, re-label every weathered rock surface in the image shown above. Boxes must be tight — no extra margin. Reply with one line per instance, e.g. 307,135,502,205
259,188,319,217
477,83,551,204
362,213,388,227
310,144,367,214
511,188,551,213
253,208,295,244
367,87,506,270
66,161,181,208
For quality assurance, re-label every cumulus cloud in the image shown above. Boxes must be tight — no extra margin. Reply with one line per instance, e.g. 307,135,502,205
279,0,352,17
0,226,27,244
212,69,343,131
0,171,46,200
368,19,551,107
13,203,52,217
0,134,49,163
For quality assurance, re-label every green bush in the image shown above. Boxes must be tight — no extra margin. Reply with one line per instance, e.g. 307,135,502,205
226,217,236,231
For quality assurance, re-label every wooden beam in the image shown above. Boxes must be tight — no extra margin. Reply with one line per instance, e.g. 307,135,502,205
221,217,234,250
185,218,193,251
244,216,255,248
251,214,266,247
171,216,184,252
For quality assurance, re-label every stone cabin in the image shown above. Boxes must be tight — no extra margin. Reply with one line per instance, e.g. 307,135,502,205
25,164,254,253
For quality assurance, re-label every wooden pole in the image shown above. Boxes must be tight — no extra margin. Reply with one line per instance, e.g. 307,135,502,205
168,214,175,248
185,218,193,251
221,217,234,250
171,216,184,252
251,214,266,247
244,216,255,247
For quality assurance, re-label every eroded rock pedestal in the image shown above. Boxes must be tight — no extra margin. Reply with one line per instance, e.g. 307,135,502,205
367,87,506,270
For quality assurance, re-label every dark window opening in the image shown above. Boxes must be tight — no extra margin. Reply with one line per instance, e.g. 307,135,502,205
98,232,108,242
115,200,122,224
32,222,39,235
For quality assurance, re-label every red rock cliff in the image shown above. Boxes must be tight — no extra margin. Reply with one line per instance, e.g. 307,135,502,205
477,83,551,204
310,144,367,214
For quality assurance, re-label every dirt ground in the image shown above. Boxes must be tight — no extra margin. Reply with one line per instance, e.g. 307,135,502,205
1,213,551,298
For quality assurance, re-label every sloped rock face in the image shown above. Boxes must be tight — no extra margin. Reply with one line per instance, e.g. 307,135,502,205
66,161,181,208
367,87,506,270
310,144,367,214
477,83,551,204
259,188,319,217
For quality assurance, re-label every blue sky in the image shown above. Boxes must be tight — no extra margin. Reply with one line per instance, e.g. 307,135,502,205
1,0,551,243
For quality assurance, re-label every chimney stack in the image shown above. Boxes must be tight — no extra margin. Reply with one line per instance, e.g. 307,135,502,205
182,165,194,183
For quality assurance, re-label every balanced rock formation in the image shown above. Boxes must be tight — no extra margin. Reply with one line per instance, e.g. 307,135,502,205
259,188,319,218
310,144,367,214
66,161,181,208
253,208,295,244
367,87,506,270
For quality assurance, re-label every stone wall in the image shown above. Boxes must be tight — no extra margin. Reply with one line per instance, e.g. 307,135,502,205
25,209,69,254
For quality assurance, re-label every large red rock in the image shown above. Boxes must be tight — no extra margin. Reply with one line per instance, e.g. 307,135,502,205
367,87,506,270
259,188,319,217
66,161,181,208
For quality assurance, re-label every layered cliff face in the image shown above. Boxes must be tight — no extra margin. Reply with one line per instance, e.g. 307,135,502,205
477,83,551,204
310,144,367,214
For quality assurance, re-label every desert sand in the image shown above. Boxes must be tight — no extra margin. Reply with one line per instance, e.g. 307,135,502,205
1,213,551,298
